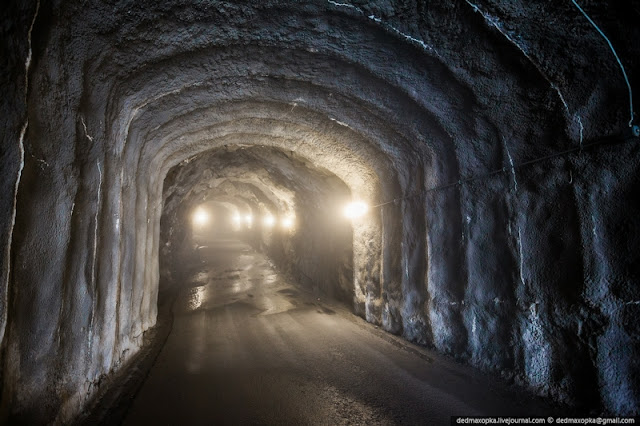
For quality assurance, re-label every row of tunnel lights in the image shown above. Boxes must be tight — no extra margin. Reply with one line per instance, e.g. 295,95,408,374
233,212,295,229
192,201,369,229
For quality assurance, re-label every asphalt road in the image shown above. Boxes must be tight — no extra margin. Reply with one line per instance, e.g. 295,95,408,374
123,238,552,425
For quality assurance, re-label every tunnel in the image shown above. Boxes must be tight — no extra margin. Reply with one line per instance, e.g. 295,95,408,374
1,0,639,423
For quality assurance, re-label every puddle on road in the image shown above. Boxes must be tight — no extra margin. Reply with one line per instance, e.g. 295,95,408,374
278,288,299,297
231,278,252,294
190,271,210,285
263,274,278,284
176,248,323,318
184,285,207,311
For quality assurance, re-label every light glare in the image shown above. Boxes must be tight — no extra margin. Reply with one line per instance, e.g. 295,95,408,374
263,214,275,227
344,201,368,219
193,209,209,226
281,216,294,229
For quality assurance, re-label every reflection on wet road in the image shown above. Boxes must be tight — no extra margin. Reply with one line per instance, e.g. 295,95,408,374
123,239,550,425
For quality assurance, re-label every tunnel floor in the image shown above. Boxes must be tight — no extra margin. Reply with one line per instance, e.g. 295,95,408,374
122,239,553,424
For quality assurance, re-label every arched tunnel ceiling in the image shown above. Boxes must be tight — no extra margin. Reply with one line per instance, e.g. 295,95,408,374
73,0,637,232
164,146,348,212
84,0,636,162
1,0,639,423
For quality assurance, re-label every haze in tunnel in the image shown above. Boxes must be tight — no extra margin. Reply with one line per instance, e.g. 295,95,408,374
1,0,639,424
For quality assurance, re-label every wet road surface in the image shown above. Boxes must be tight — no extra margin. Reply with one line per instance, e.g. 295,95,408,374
123,239,552,425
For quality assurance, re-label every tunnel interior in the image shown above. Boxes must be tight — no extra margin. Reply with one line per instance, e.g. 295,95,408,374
1,0,639,423
159,145,356,306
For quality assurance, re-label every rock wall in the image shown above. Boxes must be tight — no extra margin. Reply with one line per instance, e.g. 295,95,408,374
0,0,638,422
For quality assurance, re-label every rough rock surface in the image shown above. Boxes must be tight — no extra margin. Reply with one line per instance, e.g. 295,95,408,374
0,0,638,423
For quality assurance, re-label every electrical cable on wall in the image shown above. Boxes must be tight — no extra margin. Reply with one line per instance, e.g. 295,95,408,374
369,2,639,210
372,133,636,209
571,0,637,133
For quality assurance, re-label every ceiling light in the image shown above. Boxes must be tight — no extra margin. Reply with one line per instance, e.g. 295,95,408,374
193,208,209,226
344,201,368,219
281,216,294,229
263,214,275,227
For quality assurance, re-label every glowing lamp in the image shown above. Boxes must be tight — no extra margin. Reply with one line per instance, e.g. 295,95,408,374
245,214,253,225
344,201,368,219
193,208,209,226
263,214,275,227
281,216,294,229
